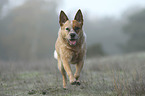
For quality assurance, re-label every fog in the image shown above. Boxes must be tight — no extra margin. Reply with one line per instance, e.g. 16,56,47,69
0,0,145,61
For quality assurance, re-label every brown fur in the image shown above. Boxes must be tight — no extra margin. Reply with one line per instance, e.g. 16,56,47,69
54,9,86,89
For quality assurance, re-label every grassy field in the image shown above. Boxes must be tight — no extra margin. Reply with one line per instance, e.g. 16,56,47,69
0,52,145,96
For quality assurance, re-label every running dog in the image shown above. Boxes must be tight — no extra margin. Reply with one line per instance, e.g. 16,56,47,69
54,9,86,89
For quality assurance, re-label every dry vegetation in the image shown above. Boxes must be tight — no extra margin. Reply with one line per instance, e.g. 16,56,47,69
0,52,145,96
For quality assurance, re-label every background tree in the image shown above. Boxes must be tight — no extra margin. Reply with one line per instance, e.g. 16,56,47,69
87,44,105,58
0,0,8,15
123,9,145,52
0,0,59,61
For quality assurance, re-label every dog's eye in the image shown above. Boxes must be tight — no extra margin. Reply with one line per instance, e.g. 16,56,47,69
74,26,80,31
66,28,70,31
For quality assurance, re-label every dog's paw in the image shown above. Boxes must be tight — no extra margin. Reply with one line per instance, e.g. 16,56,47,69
76,80,81,85
70,79,76,85
70,80,81,85
70,81,77,85
70,76,77,85
63,86,67,90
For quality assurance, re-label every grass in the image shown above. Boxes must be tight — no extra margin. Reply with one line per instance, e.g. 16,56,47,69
0,52,145,96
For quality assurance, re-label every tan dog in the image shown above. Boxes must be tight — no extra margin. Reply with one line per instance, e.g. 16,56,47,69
54,9,86,89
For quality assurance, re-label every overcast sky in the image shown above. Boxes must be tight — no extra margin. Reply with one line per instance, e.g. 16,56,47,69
5,0,145,18
58,0,145,18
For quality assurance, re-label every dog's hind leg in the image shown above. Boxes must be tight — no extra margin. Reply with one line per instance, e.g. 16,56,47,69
57,58,67,89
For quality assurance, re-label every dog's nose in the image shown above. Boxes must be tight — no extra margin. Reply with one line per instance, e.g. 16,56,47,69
70,33,76,38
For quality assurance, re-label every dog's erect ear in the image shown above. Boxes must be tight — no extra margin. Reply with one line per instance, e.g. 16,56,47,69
59,10,69,26
74,9,83,25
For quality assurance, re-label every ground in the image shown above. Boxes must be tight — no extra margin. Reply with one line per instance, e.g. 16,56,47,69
0,52,145,96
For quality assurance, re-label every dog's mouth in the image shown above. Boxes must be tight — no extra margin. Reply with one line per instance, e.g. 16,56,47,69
68,39,77,46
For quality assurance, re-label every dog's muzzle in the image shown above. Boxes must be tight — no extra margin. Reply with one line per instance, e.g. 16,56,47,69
68,32,78,46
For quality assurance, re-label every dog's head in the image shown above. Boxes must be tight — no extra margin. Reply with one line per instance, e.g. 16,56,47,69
59,9,83,46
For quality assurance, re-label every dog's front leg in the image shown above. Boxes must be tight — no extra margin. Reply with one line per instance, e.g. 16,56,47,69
74,61,84,85
57,57,67,89
62,58,76,85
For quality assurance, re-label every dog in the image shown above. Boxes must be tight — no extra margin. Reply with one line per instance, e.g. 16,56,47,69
54,9,86,89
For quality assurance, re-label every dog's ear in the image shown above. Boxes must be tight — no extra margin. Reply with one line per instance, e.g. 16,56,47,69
74,9,83,25
59,10,69,26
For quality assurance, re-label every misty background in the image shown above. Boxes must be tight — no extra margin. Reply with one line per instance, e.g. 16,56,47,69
0,0,145,61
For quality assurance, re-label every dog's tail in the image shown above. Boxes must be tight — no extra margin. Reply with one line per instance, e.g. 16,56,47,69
54,50,58,59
